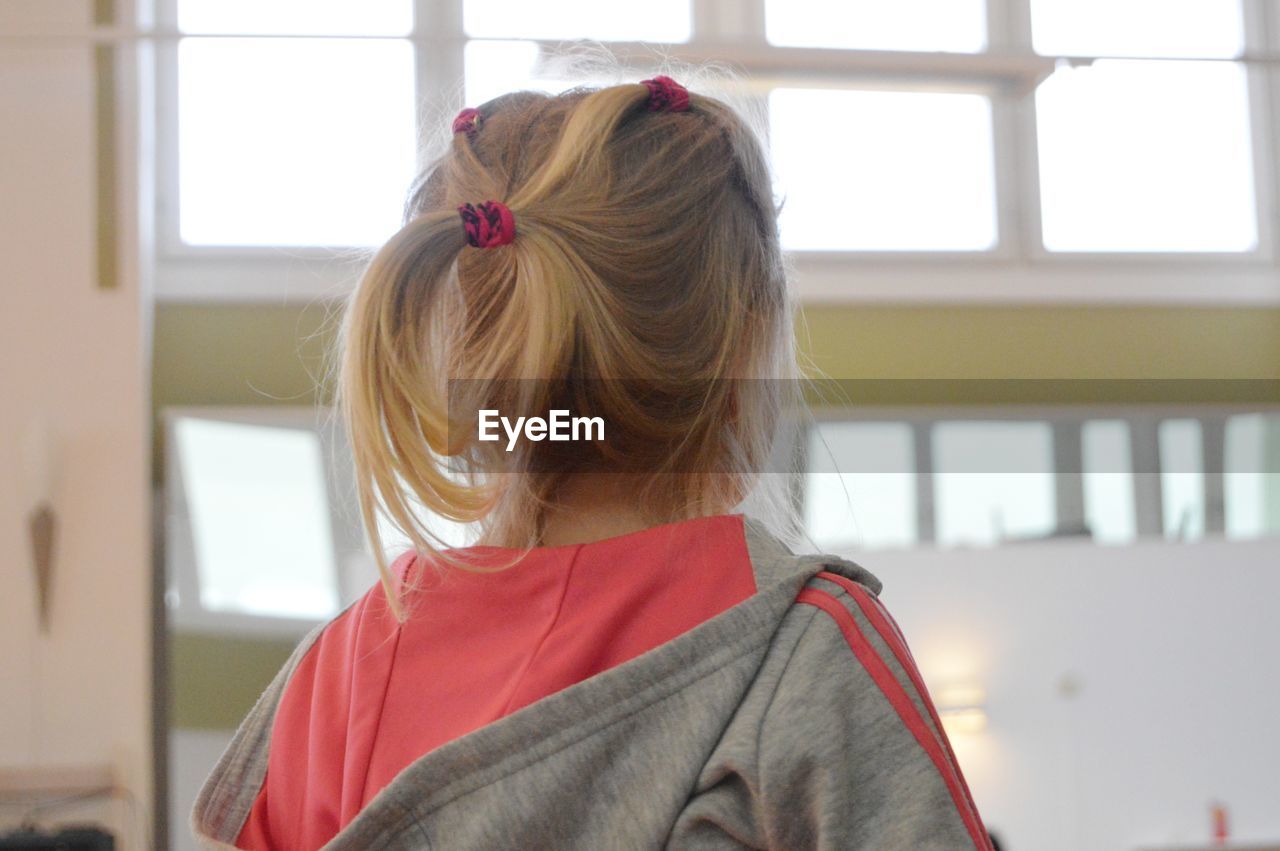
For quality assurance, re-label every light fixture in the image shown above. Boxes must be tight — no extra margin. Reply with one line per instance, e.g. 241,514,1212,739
935,684,987,736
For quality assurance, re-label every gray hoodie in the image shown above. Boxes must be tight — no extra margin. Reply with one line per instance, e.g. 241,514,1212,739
191,518,990,850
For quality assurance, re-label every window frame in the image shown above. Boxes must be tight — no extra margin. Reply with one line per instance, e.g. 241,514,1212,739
800,400,1280,552
151,0,1280,304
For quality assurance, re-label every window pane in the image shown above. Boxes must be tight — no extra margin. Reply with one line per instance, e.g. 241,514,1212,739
1082,419,1137,544
463,0,690,41
178,38,416,247
770,89,997,251
804,422,917,550
933,422,1056,547
1036,60,1256,253
1031,0,1243,58
767,0,986,52
1159,419,1205,540
178,0,412,35
464,41,582,106
1225,414,1280,540
175,418,338,619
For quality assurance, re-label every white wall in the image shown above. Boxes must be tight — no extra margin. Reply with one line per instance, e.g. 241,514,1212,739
0,1,153,846
859,537,1280,851
169,730,233,851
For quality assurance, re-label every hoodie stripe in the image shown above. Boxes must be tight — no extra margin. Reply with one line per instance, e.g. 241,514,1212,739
796,586,991,851
813,571,986,831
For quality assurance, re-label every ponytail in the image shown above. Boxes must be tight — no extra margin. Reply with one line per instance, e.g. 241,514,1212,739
336,76,797,622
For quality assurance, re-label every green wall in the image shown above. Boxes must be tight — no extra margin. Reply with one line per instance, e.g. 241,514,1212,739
155,301,1280,729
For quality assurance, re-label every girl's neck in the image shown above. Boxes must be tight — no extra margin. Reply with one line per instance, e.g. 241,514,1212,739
537,473,657,548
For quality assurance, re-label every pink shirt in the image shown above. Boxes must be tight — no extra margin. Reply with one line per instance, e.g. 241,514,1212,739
235,514,758,850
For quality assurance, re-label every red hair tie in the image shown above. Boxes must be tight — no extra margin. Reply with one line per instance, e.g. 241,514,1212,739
452,107,483,136
641,75,690,112
458,201,515,248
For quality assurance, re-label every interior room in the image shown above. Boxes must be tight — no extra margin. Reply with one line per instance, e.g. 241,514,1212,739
3,1,1279,849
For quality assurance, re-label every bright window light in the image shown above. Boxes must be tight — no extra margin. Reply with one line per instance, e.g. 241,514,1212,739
178,38,416,247
933,422,1056,547
175,418,339,619
177,0,412,35
1030,0,1243,58
1036,60,1256,252
1159,419,1205,541
1225,414,1280,540
804,422,918,550
1082,420,1137,544
372,472,476,557
770,89,997,251
463,0,690,42
767,0,986,53
464,41,589,106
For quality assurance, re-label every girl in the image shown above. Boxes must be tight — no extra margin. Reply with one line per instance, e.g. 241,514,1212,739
192,74,991,850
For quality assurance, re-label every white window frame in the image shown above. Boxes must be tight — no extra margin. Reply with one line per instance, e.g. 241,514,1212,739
150,0,1280,304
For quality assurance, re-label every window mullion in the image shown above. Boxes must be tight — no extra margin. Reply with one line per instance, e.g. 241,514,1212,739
155,0,183,257
413,0,465,175
1242,0,1279,263
694,0,765,45
989,0,1043,262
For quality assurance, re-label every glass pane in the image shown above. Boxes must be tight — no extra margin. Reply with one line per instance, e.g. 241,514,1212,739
1031,0,1243,58
178,38,416,247
178,0,412,36
767,0,986,52
1036,60,1256,252
175,418,338,619
933,422,1056,547
1225,414,1280,540
770,89,997,251
1082,420,1137,544
463,0,690,41
1159,419,1205,540
464,41,584,106
804,422,917,550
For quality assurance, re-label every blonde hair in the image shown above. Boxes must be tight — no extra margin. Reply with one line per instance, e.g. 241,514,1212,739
334,75,800,620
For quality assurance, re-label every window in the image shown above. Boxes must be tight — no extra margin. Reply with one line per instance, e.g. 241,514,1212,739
1159,418,1206,541
766,0,987,53
174,1,416,248
802,405,1279,552
462,0,691,42
932,421,1057,547
1225,413,1280,539
165,407,475,633
173,416,340,618
156,0,1280,302
1031,0,1257,253
805,421,917,550
1081,419,1137,544
770,89,997,251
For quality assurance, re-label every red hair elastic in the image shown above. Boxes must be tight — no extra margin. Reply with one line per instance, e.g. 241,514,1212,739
452,107,483,136
641,75,690,112
458,201,515,248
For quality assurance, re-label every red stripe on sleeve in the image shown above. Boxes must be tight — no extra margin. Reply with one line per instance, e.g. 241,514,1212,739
796,587,991,851
814,571,986,832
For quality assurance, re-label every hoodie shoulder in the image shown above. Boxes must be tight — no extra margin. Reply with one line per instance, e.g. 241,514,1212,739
740,516,883,596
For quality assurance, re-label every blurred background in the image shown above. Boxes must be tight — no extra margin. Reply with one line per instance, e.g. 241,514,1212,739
3,1,1279,849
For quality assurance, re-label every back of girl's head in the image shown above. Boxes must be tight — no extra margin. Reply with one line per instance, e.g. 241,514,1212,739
335,73,799,618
